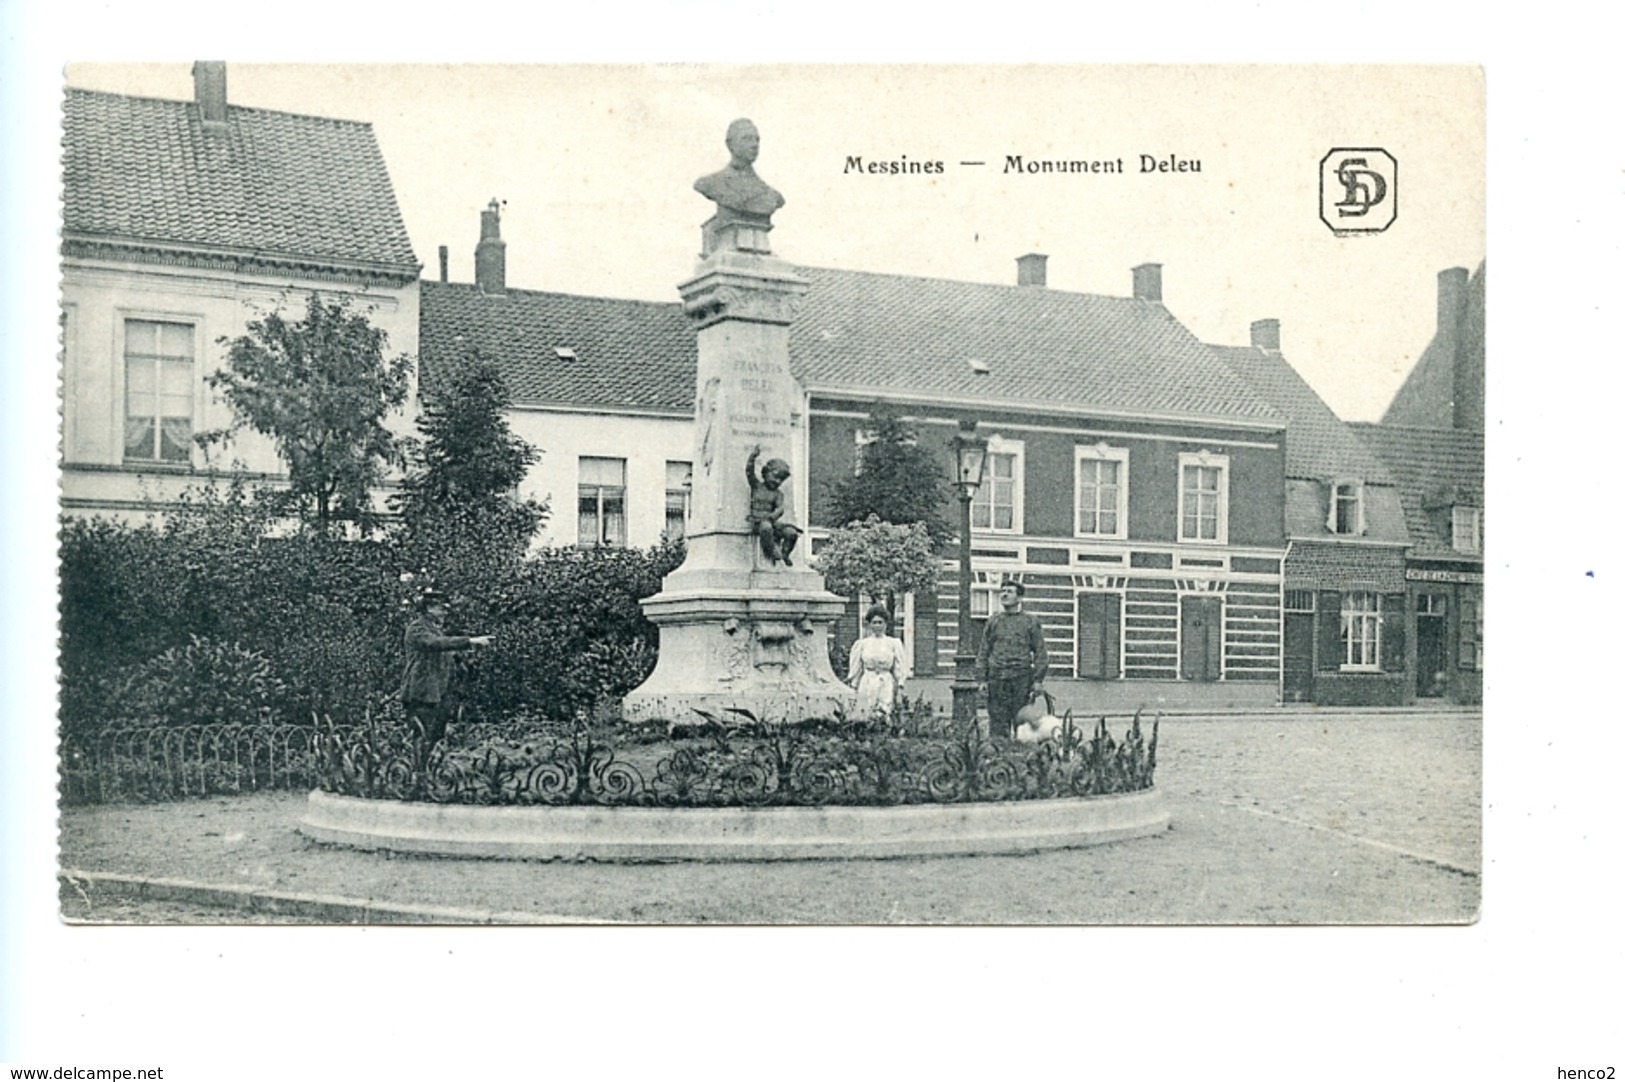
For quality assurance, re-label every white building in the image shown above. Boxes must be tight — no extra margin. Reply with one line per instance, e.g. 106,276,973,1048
419,205,696,549
61,64,421,521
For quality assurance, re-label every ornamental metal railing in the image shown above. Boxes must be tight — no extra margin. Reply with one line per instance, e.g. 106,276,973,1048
313,711,1158,808
61,710,1158,808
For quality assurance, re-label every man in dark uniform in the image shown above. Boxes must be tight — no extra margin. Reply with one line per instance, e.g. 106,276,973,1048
973,581,1048,739
400,589,490,754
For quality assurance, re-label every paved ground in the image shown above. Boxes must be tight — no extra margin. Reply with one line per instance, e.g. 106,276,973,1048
57,712,1480,925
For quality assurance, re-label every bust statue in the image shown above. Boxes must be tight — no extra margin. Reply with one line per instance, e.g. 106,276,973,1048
694,119,785,231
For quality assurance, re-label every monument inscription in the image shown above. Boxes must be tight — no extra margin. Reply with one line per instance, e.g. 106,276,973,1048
620,119,855,725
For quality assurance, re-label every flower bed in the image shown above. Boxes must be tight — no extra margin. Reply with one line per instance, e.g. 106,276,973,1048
313,710,1158,809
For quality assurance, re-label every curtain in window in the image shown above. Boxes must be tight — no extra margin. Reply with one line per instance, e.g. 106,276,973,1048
1078,458,1120,535
1340,591,1381,668
578,457,627,546
124,321,193,463
1182,465,1221,540
971,453,1015,530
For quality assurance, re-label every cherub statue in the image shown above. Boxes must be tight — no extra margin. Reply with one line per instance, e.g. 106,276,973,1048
746,445,800,566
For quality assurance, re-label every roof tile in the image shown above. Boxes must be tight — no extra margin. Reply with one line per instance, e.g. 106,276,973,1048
425,267,1283,426
1350,422,1484,558
63,88,417,273
1212,344,1392,482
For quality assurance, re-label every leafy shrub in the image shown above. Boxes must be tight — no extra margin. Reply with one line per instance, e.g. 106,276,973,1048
115,635,285,728
60,494,685,728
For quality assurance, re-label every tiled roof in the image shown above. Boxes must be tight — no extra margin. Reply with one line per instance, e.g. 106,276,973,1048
1211,345,1392,482
63,88,417,275
420,282,697,414
1284,479,1409,544
426,266,1284,426
1350,423,1485,559
792,268,1281,425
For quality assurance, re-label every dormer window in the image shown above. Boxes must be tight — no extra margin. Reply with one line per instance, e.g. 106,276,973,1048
1328,480,1365,536
1451,506,1482,554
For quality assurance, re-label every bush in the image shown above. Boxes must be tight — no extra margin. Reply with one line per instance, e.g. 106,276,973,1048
115,635,285,728
59,497,686,729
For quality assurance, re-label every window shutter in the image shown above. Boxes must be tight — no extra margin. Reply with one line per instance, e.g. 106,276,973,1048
1458,597,1478,670
1205,600,1224,678
1381,593,1407,673
1077,595,1105,679
1104,593,1121,679
914,597,938,677
1317,591,1342,671
1325,484,1338,533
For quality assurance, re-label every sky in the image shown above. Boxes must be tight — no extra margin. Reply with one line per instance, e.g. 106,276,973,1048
63,63,1484,423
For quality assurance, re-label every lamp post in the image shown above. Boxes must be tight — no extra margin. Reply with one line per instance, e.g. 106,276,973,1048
952,419,989,728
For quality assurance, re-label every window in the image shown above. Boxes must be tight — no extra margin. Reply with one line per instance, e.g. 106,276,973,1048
664,460,692,540
971,438,1021,533
578,457,627,546
1328,480,1365,535
124,319,194,464
1452,506,1482,554
963,582,1002,654
1075,445,1128,538
1340,591,1381,670
1178,452,1229,543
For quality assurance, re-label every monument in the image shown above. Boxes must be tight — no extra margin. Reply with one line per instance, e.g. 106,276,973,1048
621,119,856,726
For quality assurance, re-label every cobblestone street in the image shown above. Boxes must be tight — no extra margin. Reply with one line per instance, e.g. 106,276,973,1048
59,711,1480,924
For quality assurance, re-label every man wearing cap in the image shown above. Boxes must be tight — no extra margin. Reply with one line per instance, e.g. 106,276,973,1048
974,581,1048,740
400,589,491,754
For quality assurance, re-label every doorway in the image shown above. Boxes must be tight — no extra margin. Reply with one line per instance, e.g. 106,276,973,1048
1283,612,1314,702
1180,595,1223,682
1416,591,1448,698
1076,592,1122,679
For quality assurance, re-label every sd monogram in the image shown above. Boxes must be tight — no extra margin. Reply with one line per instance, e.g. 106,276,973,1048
1320,148,1398,235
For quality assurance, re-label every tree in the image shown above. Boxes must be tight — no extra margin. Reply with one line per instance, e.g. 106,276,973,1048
199,292,412,535
826,407,952,547
395,347,546,549
816,515,941,621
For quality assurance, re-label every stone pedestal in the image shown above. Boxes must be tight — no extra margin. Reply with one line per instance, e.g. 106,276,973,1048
621,248,856,726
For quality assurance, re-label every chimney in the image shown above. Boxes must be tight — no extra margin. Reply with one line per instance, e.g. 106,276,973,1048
438,246,449,283
1250,318,1281,351
475,200,506,295
191,62,228,130
1132,263,1163,302
1437,266,1469,335
1016,253,1048,287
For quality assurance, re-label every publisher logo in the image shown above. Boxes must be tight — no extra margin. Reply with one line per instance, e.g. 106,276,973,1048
1320,148,1397,235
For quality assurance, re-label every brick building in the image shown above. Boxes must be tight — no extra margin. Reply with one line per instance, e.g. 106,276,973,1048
1211,321,1412,705
799,259,1288,709
1351,263,1486,706
422,233,1293,709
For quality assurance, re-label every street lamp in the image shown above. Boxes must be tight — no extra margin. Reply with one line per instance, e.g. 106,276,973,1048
952,418,989,728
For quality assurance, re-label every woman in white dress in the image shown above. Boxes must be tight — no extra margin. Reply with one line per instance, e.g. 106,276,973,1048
847,605,911,721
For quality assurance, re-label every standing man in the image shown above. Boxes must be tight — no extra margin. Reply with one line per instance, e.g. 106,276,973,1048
974,581,1048,740
400,589,491,756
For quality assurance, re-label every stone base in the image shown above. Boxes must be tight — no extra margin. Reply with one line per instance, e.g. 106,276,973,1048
300,788,1171,862
622,560,856,727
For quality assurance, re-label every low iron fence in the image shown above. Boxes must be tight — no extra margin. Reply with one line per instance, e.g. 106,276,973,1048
61,723,324,805
63,711,1158,809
